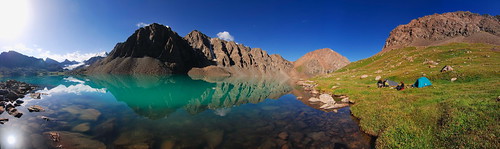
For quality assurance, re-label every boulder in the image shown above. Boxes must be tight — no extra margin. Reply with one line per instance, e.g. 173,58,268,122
30,92,41,99
28,105,45,112
441,65,454,72
319,94,335,104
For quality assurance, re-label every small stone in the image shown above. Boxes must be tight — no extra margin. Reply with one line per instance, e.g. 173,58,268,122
311,90,319,94
308,97,320,102
341,97,350,103
451,78,457,82
331,86,339,89
375,76,381,81
360,75,368,79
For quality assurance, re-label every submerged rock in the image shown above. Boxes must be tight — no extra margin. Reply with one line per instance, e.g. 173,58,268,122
278,132,289,140
204,129,224,149
71,123,90,132
79,109,101,121
160,140,176,149
44,131,106,149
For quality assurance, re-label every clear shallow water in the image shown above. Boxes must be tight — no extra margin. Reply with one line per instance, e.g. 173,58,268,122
0,75,372,149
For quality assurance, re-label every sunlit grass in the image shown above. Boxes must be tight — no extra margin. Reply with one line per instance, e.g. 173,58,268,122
313,43,500,148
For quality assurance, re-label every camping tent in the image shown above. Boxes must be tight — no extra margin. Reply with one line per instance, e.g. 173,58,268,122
413,77,432,88
385,80,399,87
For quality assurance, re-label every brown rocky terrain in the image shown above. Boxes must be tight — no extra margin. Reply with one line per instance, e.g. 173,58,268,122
293,48,350,78
381,11,500,53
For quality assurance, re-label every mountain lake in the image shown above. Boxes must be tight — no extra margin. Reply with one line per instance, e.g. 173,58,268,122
0,75,373,149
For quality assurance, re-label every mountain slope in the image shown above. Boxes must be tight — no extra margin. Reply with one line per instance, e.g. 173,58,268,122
293,48,350,78
381,11,500,53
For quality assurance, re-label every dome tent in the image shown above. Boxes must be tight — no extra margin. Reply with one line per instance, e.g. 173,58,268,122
412,77,432,88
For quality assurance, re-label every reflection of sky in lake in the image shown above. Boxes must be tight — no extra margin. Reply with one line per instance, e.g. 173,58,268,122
0,75,373,148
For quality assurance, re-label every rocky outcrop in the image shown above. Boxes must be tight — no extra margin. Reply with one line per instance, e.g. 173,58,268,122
381,11,500,53
83,23,293,76
293,48,350,78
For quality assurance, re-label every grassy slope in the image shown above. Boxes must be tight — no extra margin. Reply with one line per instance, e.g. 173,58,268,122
312,43,499,148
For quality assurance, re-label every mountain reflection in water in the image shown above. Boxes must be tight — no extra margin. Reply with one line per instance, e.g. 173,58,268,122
0,75,372,149
85,75,292,119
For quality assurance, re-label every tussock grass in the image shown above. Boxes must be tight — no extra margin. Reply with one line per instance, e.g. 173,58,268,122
313,43,500,148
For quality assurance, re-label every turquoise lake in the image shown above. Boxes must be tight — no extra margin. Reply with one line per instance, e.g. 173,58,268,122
0,75,373,149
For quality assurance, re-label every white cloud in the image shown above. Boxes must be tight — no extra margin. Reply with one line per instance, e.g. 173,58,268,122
136,22,149,28
217,31,234,41
0,43,106,62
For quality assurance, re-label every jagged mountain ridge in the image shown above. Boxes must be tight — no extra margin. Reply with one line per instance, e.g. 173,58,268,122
381,11,500,53
84,23,295,76
184,30,293,77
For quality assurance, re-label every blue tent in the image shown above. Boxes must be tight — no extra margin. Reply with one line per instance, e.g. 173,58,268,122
413,77,432,88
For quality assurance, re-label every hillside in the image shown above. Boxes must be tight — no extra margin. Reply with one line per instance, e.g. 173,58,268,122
293,48,350,78
312,43,499,148
381,11,500,53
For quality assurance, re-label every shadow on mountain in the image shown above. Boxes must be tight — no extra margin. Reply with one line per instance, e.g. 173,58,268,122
85,75,292,119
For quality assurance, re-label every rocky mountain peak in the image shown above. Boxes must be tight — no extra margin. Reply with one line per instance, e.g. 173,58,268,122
293,48,350,78
381,11,500,53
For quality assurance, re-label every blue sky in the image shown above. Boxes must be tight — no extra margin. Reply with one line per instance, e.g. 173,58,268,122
0,0,498,62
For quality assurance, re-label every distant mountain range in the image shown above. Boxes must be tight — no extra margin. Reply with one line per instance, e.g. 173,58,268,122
1,11,497,78
0,51,105,76
80,23,350,78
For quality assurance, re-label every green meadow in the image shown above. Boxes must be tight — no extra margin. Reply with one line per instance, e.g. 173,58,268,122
313,43,499,148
